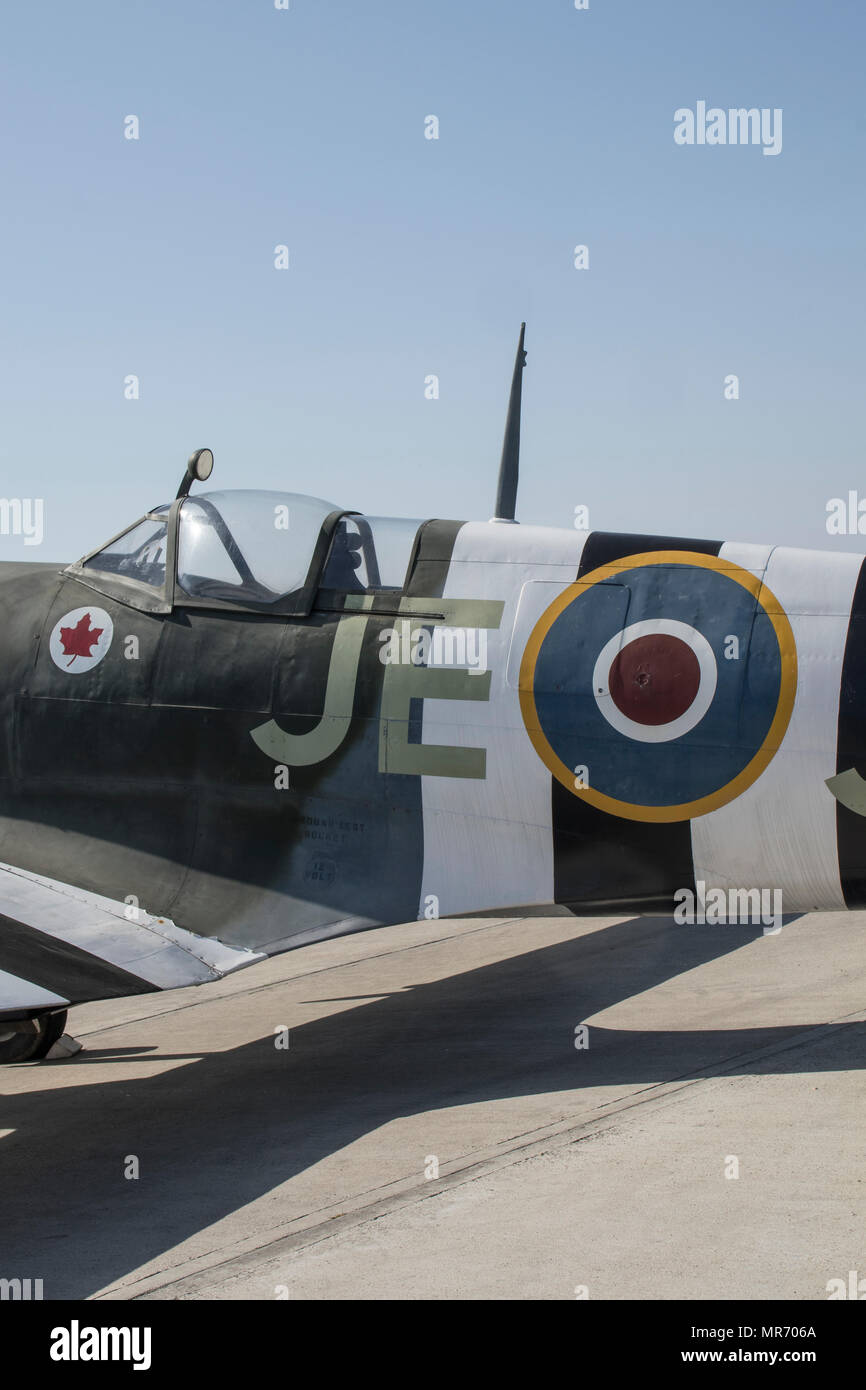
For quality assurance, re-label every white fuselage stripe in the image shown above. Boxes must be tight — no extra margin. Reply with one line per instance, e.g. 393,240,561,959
690,543,862,911
419,522,587,916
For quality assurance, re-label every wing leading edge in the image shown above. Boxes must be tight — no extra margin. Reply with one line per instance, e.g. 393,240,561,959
0,861,264,1017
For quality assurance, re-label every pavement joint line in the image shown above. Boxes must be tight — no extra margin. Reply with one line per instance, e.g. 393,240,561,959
46,914,600,1046
97,1001,866,1301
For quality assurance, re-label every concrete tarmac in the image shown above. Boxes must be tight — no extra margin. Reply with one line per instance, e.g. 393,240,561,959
2,909,865,1300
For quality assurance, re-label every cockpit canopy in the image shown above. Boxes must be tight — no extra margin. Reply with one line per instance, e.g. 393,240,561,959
74,490,424,615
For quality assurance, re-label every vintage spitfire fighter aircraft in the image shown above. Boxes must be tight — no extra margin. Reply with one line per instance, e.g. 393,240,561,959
2,326,866,1060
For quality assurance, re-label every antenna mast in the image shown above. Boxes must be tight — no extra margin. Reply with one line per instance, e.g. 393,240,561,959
492,322,527,523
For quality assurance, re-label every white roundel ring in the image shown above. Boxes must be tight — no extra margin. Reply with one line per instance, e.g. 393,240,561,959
592,618,718,744
49,606,114,674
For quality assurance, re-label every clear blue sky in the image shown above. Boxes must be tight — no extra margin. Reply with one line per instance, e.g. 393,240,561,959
1,0,863,560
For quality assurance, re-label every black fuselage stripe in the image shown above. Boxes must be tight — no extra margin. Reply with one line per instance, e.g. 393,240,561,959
552,531,723,912
836,555,866,908
404,520,465,598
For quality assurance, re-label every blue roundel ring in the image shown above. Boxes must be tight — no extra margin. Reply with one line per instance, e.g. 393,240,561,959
519,551,797,822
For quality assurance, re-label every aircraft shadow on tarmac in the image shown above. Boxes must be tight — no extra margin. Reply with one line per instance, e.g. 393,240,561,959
1,913,864,1299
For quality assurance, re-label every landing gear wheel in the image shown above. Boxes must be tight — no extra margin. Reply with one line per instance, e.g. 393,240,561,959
0,1011,68,1063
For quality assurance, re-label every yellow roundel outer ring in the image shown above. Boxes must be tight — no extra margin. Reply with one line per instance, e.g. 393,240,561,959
518,550,798,823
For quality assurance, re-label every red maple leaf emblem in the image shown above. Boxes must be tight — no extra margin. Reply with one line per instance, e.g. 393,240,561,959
59,612,104,667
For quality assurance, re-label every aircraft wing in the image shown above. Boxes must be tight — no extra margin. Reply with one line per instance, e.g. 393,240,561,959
0,861,264,1017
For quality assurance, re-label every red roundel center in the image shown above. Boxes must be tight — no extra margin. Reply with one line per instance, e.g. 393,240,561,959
608,634,701,726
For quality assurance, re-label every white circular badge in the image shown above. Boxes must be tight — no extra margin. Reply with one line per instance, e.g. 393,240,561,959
591,618,718,744
49,606,114,674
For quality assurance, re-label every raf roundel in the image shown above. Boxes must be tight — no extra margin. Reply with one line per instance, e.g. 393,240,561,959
49,606,114,675
519,551,798,822
593,618,718,743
